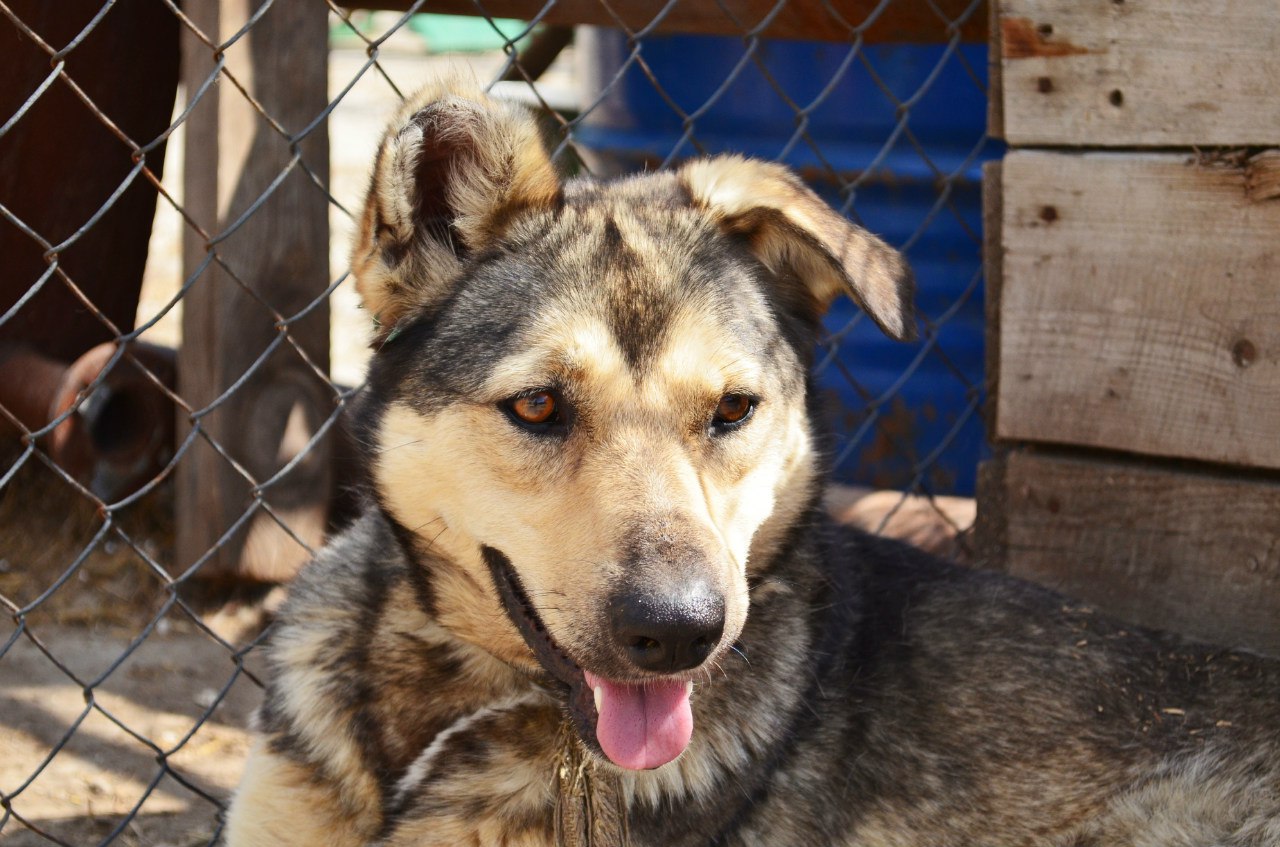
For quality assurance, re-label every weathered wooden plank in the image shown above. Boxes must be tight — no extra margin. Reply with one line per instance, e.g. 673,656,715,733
177,0,332,583
353,0,987,43
981,159,1003,442
986,0,1004,139
998,0,1280,146
996,151,1280,470
977,450,1280,656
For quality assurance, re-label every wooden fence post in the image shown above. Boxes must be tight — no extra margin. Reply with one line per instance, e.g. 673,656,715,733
177,0,331,584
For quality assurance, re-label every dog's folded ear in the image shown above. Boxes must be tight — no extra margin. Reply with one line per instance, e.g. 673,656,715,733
352,77,562,337
679,156,917,341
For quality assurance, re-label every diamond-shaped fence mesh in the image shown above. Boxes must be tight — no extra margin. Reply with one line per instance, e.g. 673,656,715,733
0,1,993,843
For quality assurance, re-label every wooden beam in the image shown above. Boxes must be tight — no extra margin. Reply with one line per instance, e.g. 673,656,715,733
977,450,1280,657
980,159,1002,442
351,0,987,43
997,0,1280,146
985,0,1003,138
178,0,332,584
995,151,1280,471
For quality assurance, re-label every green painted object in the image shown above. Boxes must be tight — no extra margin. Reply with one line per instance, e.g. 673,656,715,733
330,13,530,54
408,14,530,53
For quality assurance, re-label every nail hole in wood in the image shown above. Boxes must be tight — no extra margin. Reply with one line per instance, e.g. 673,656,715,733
1232,339,1257,368
1109,89,1124,107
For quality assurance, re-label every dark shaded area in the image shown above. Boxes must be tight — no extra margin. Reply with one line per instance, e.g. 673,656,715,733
0,0,178,363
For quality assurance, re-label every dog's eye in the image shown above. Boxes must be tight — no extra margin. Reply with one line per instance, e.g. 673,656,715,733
503,390,563,431
711,393,756,433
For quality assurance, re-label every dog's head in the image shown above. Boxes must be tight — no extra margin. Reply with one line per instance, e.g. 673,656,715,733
351,79,914,772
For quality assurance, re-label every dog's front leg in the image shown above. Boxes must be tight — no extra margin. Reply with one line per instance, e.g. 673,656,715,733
379,698,562,847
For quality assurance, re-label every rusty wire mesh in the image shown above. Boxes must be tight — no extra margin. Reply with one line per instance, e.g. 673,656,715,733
0,1,992,843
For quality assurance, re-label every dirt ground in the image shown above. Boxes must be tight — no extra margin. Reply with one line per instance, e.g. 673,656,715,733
0,449,265,846
0,627,262,846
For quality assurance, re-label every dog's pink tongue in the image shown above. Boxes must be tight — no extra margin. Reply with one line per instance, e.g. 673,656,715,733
584,671,693,771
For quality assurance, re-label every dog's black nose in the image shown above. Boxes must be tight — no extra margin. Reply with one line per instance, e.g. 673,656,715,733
608,584,725,673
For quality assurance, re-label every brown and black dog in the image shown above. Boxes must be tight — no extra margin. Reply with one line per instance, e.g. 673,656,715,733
224,78,1280,847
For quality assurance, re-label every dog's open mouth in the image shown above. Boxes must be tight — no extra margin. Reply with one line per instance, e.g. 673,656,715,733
481,546,694,771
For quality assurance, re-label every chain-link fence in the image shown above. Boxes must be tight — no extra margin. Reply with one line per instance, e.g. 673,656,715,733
0,1,992,843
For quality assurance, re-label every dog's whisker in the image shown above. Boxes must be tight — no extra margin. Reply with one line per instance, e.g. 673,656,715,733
407,515,446,536
371,437,425,455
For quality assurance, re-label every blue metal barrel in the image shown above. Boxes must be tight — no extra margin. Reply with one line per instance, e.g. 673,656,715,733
573,32,997,494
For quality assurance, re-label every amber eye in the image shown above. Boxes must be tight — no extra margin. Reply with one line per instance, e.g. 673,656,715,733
711,393,756,432
504,391,561,430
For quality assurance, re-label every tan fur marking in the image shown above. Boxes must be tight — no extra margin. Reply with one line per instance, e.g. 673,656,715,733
371,285,815,680
650,306,816,574
263,618,385,823
224,742,377,847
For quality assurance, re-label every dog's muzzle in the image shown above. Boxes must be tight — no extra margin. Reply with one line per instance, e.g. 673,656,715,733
481,545,702,771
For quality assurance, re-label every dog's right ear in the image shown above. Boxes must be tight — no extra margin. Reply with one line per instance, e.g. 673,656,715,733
352,78,562,339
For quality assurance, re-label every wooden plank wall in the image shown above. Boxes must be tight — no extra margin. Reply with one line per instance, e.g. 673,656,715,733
997,1,1280,146
981,0,1280,655
997,152,1280,469
979,452,1280,655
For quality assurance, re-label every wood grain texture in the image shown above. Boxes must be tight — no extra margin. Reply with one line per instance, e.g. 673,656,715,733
986,0,1004,139
977,450,1280,656
996,151,1280,470
354,0,986,43
998,0,1280,146
177,0,332,582
981,159,1003,442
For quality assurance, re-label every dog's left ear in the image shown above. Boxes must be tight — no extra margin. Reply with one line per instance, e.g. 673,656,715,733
679,156,917,341
352,77,562,340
